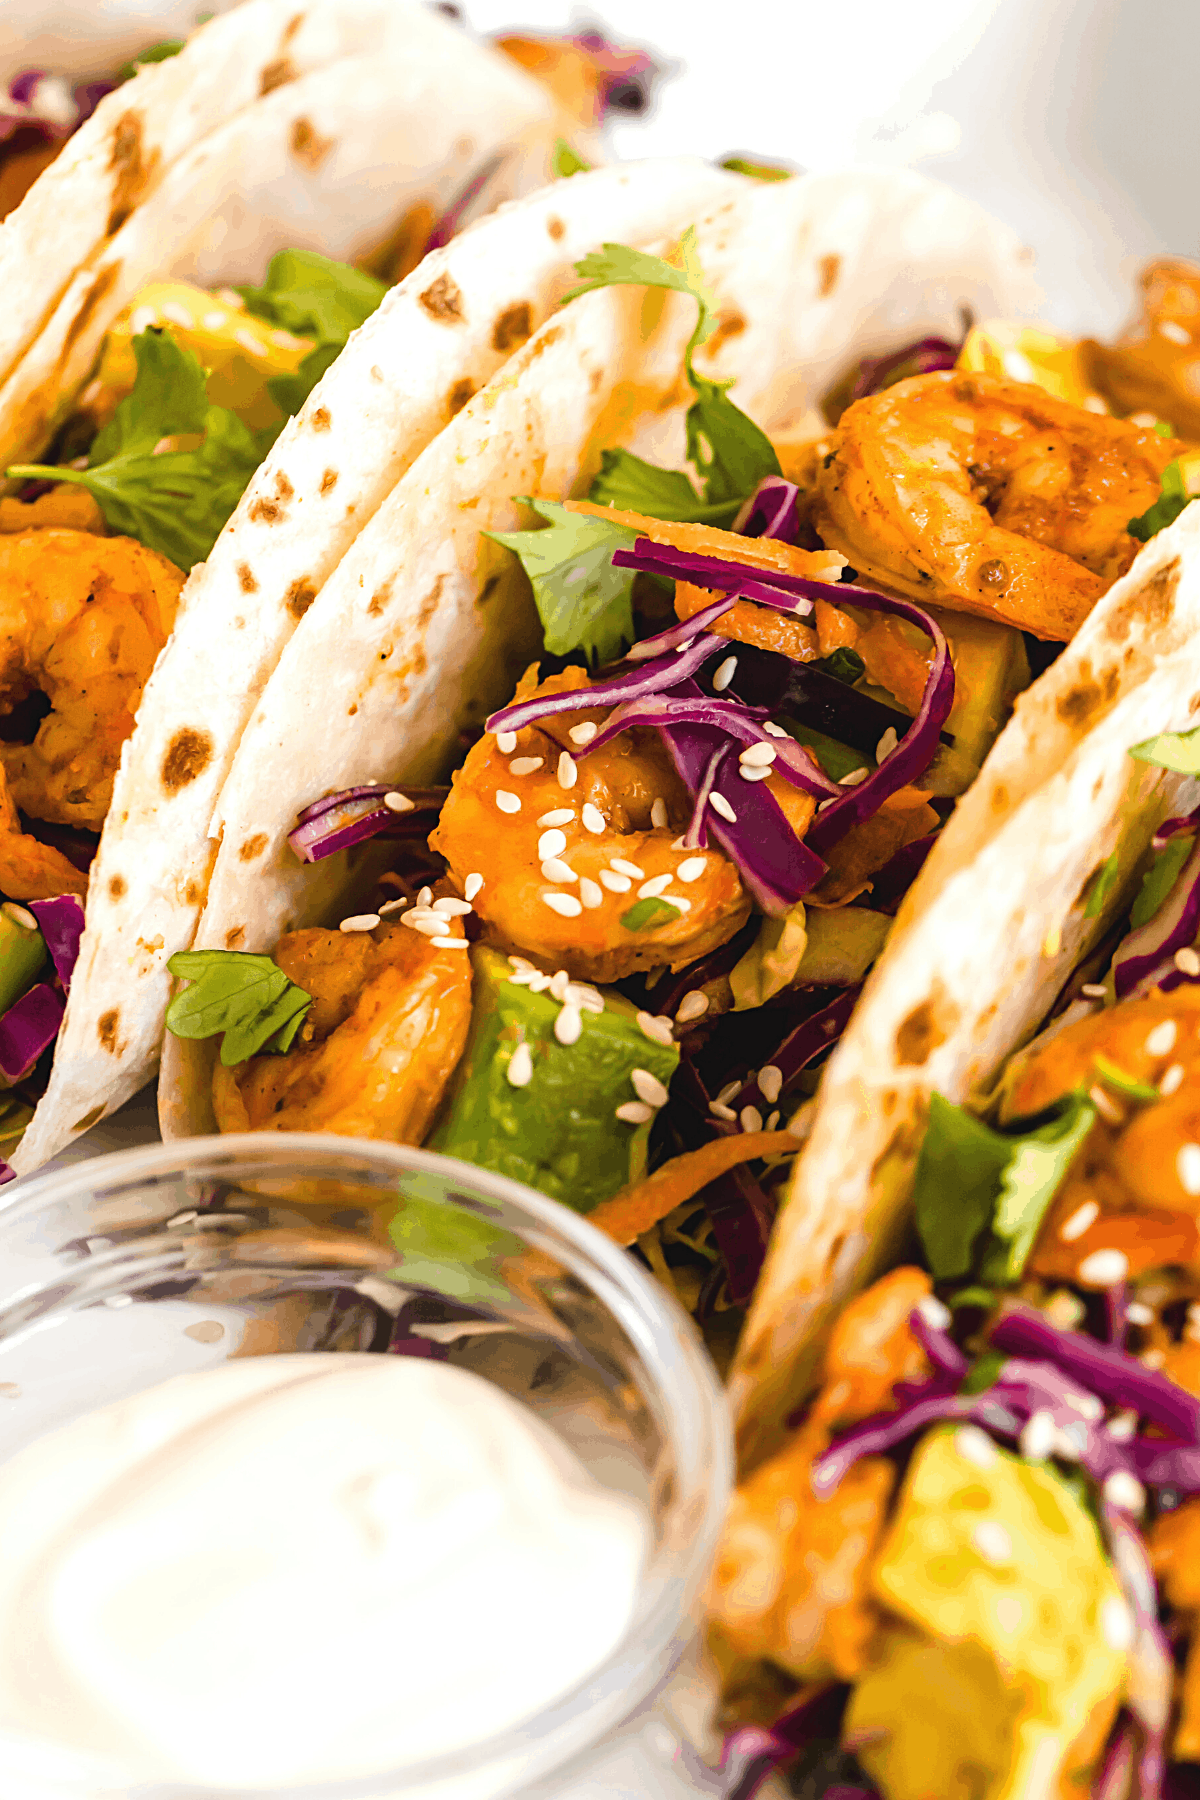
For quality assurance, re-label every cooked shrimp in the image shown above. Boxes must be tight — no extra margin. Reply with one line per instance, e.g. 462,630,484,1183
212,914,472,1139
814,371,1177,639
1084,258,1200,439
431,664,803,984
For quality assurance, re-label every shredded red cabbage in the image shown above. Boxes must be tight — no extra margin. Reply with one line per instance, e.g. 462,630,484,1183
862,833,938,914
487,632,723,734
569,29,663,116
623,592,736,660
288,786,448,865
700,1163,776,1306
0,1162,13,1186
0,72,113,146
719,1685,849,1800
909,1307,970,1381
1104,1504,1170,1800
726,987,863,1124
1154,806,1200,849
850,335,961,403
1095,1717,1138,1800
0,983,63,1083
585,692,838,800
425,154,504,254
734,476,802,544
1112,834,1200,998
27,895,83,992
990,1306,1200,1440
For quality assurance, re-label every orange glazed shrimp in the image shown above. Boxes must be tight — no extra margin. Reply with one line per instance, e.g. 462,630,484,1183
813,371,1177,639
0,529,183,899
432,666,820,985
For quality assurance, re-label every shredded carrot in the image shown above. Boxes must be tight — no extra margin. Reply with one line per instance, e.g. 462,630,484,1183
587,1131,801,1246
564,500,844,583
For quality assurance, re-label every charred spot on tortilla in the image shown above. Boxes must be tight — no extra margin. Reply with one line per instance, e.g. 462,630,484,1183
1055,665,1119,727
239,833,268,862
237,562,258,594
417,578,444,630
311,406,331,431
894,991,954,1067
225,926,245,949
283,11,305,42
259,58,295,96
347,702,358,715
249,498,282,525
419,273,465,323
97,1010,120,1054
184,881,200,905
1104,555,1181,642
73,1104,106,1132
319,467,338,495
492,303,532,352
546,215,565,242
367,578,392,618
290,118,333,170
161,728,213,794
285,578,316,621
62,263,122,357
107,111,155,236
818,253,841,297
274,471,294,503
448,378,475,417
108,875,126,901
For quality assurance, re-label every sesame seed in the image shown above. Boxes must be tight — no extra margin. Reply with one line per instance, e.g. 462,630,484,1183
579,878,603,909
766,1110,780,1130
1103,1472,1146,1517
676,990,709,1023
616,1101,654,1125
1080,983,1108,998
542,858,577,884
709,1101,737,1121
916,1294,952,1330
555,1004,582,1046
1106,1411,1138,1441
631,1069,670,1109
838,768,869,787
1044,1290,1085,1330
758,1065,783,1105
600,870,631,893
543,892,582,918
431,935,469,949
740,1104,764,1133
496,791,521,814
611,859,645,879
739,741,776,768
464,873,484,902
739,764,772,783
675,636,695,652
1077,1248,1130,1287
549,970,570,1001
1042,921,1062,959
1060,1200,1099,1242
557,752,578,790
1,902,37,932
379,897,408,916
710,793,737,823
677,856,707,883
538,809,575,827
1176,946,1200,976
384,791,414,813
496,731,518,753
1161,318,1192,346
1147,1019,1178,1057
417,887,433,907
639,874,672,899
876,726,899,762
1142,1348,1167,1370
1070,1392,1104,1422
510,756,544,776
1057,1421,1089,1461
763,722,789,738
569,721,598,746
1019,1410,1056,1460
651,797,669,828
1101,1595,1135,1652
1162,1062,1185,1095
1179,1143,1200,1195
339,913,380,932
433,897,472,916
1126,1302,1154,1327
1187,1302,1200,1343
402,914,446,937
972,1521,1012,1565
582,803,605,834
1088,1083,1125,1127
507,1042,533,1087
508,955,535,971
636,1011,674,1047
712,655,738,691
565,983,604,1013
538,829,568,860
714,1081,739,1106
955,1426,997,1469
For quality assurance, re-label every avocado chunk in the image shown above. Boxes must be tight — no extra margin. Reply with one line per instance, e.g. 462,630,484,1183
924,607,1031,797
432,946,679,1213
0,904,47,1019
796,907,891,986
845,1427,1125,1800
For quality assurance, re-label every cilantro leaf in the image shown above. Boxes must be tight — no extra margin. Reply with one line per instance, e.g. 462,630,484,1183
563,230,780,521
1129,723,1200,774
267,341,342,420
8,330,263,570
1131,832,1193,927
960,1350,1006,1395
238,249,387,349
1129,459,1190,541
621,897,684,931
118,38,184,79
719,155,793,182
587,449,722,521
1082,850,1120,918
1092,1054,1159,1103
913,1090,1095,1284
486,499,637,665
821,648,866,686
552,139,593,178
165,949,311,1067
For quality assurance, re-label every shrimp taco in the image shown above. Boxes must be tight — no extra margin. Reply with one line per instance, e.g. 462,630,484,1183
705,618,1200,1799
0,3,709,1175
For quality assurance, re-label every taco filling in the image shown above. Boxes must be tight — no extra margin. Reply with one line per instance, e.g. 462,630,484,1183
161,227,1200,1382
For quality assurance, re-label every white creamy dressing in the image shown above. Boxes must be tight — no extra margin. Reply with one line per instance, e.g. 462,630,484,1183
0,1352,650,1789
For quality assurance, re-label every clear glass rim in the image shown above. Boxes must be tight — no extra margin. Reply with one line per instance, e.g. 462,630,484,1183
0,1133,733,1798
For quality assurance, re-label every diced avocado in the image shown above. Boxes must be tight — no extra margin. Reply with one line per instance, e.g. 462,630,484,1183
924,607,1031,796
0,904,47,1018
432,946,678,1213
796,907,890,985
845,1426,1125,1800
92,283,313,434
